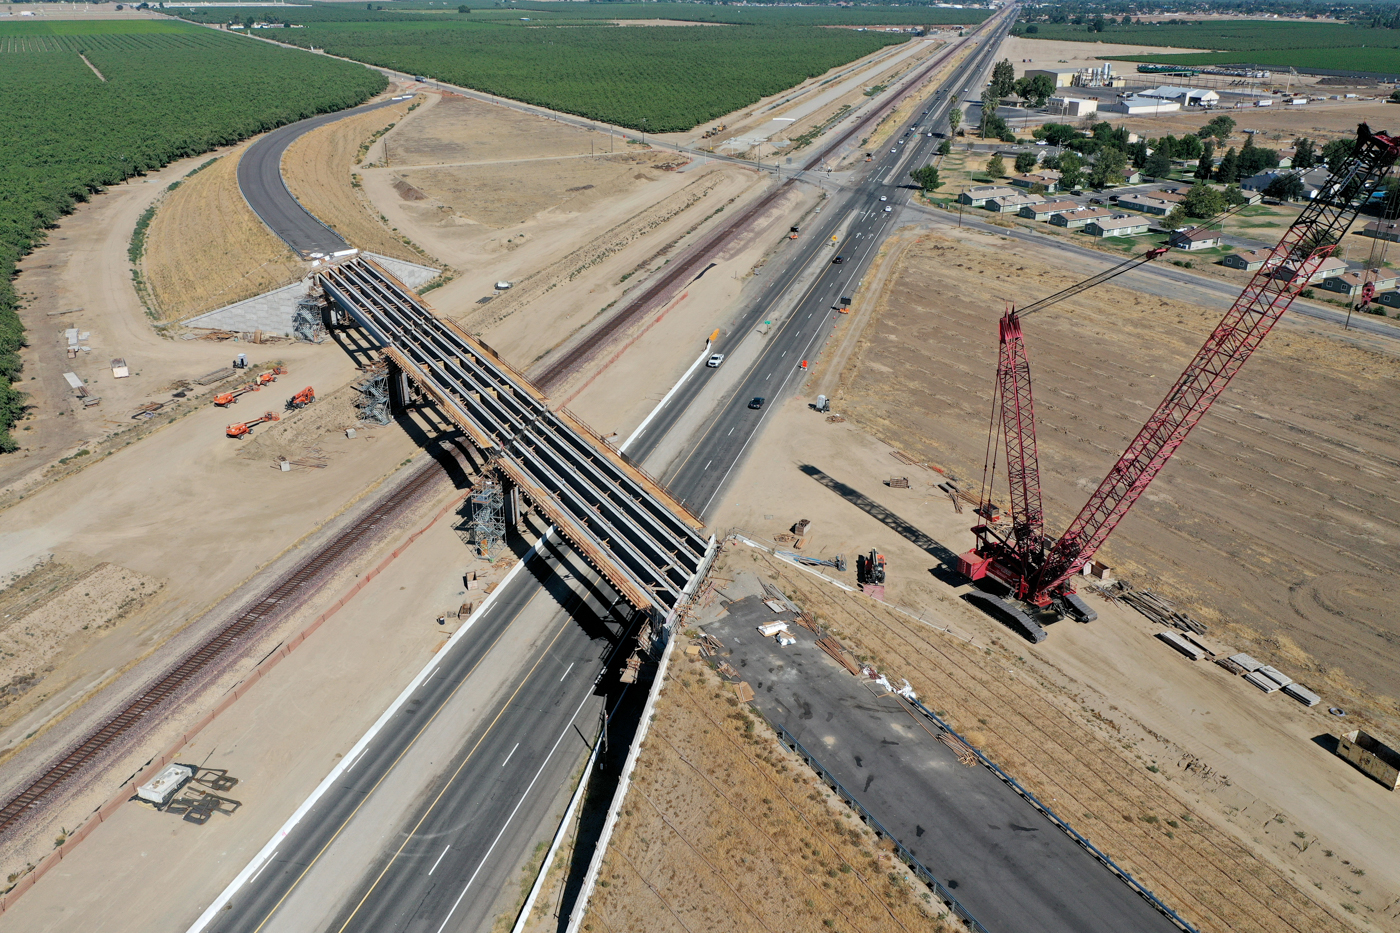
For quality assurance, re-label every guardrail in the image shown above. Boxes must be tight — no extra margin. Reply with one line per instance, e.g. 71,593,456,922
900,698,1201,933
773,723,990,933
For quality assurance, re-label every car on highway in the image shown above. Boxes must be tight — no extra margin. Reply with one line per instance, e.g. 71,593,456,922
891,149,897,153
883,206,892,212
879,195,888,201
706,353,725,368
748,397,766,410
927,132,934,137
832,255,844,264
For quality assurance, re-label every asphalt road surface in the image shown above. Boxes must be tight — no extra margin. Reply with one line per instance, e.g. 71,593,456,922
237,98,404,257
705,597,1180,933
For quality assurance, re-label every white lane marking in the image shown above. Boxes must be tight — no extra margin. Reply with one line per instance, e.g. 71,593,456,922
619,341,713,453
703,460,712,470
559,661,574,683
435,690,596,933
727,427,734,436
429,845,451,876
502,743,520,767
344,745,368,774
423,667,438,685
184,530,556,933
249,853,276,884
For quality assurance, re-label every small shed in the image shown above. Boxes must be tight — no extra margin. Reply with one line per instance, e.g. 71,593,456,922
1337,730,1400,790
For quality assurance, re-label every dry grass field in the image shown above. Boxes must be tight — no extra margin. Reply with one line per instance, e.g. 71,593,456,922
141,145,304,320
834,234,1400,733
579,641,952,933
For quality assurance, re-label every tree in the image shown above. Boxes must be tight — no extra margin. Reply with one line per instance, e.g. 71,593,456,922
1195,140,1215,180
1034,122,1080,147
1120,14,1133,25
1040,152,1061,170
1014,74,1055,106
991,59,1016,98
1321,138,1353,170
980,88,999,138
1128,139,1149,169
948,108,962,135
910,166,943,191
1264,174,1306,201
1223,185,1248,207
1174,134,1203,161
1183,182,1226,218
938,139,952,156
1090,147,1128,188
986,153,1006,178
1215,146,1239,183
1163,206,1190,231
1293,137,1316,169
1059,151,1084,190
1197,114,1235,141
1025,24,1039,33
1014,151,1039,174
1237,135,1278,176
1090,14,1106,32
458,4,471,10
1144,147,1173,178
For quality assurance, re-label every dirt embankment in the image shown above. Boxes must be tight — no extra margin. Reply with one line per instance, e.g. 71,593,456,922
577,628,950,932
282,94,431,265
836,234,1400,728
141,146,305,321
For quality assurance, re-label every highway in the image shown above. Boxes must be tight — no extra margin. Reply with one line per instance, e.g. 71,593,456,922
199,8,1198,933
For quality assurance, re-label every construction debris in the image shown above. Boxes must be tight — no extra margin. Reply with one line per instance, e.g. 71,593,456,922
937,731,980,767
733,681,755,702
619,651,642,684
195,367,237,386
825,414,845,423
887,476,910,489
1102,581,1208,635
816,634,861,675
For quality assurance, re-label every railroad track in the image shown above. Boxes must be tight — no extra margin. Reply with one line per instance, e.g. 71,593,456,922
532,27,984,394
0,459,447,839
781,564,1340,933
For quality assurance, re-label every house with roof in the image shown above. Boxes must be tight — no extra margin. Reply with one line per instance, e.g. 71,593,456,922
1169,227,1223,251
958,185,1019,207
1319,270,1400,298
986,193,1047,213
1274,256,1348,284
1222,248,1278,271
1009,170,1061,193
1085,214,1151,237
1117,191,1185,215
1107,96,1181,115
1376,289,1400,309
1361,220,1400,243
1020,199,1080,221
1049,206,1113,229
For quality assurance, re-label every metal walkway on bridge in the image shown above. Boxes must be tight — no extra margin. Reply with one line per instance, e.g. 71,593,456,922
316,256,712,615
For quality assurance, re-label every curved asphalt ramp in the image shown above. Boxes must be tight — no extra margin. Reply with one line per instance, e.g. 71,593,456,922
237,98,402,257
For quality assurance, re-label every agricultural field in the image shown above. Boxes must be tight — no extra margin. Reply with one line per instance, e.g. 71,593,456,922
1016,20,1400,72
0,18,385,451
266,19,909,131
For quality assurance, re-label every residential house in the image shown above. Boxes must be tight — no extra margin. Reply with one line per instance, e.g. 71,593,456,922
1019,199,1081,221
958,185,1019,207
985,193,1047,214
1169,227,1223,251
1361,220,1400,243
1117,191,1185,215
1222,248,1278,271
1241,166,1329,198
1376,289,1400,309
1085,214,1152,237
1274,256,1348,284
1050,206,1113,229
1009,170,1061,193
1319,270,1400,297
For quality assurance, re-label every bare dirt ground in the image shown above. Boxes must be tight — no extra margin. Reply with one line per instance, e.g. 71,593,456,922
142,144,304,321
577,615,951,933
282,93,430,265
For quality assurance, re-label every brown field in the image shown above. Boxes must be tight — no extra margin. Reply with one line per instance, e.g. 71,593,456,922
281,95,428,264
835,234,1400,729
577,635,951,933
727,545,1356,933
141,145,304,320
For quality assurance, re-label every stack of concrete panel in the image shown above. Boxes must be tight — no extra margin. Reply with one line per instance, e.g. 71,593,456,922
1229,653,1263,672
1283,684,1321,706
1244,671,1281,693
1258,665,1292,688
1156,630,1205,660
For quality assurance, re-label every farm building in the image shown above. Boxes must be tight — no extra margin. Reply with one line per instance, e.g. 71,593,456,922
1025,67,1081,88
1085,215,1151,237
1019,199,1080,221
1107,96,1182,115
1169,227,1223,251
1140,86,1221,106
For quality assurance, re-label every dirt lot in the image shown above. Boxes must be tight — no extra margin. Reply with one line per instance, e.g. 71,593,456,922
576,619,952,933
142,144,305,321
282,93,429,265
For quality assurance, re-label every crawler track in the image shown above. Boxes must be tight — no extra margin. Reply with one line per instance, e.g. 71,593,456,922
0,460,446,838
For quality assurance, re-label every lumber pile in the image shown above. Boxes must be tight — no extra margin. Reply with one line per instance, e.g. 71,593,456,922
1101,581,1208,635
937,731,979,767
816,634,861,675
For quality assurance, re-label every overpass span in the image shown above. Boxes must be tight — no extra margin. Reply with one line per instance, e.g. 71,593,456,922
316,255,712,615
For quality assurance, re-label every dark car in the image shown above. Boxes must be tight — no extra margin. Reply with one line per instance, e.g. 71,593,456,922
748,397,766,410
1090,197,1104,205
832,255,844,264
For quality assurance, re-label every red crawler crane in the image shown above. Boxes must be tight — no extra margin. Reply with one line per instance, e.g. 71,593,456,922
959,124,1400,637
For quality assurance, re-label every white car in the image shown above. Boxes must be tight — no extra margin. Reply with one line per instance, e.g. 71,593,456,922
879,195,888,201
891,148,897,153
883,206,893,212
706,353,725,368
927,132,934,137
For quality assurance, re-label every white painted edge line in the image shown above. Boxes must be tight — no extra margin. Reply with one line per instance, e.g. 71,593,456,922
183,529,556,933
619,341,712,454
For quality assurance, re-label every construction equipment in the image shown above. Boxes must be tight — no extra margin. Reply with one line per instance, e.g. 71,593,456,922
212,383,260,407
226,411,280,438
286,386,315,410
857,549,886,586
960,124,1400,628
255,366,288,387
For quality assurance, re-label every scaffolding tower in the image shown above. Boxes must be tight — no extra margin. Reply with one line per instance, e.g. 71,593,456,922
469,470,508,560
353,361,391,426
292,295,327,343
